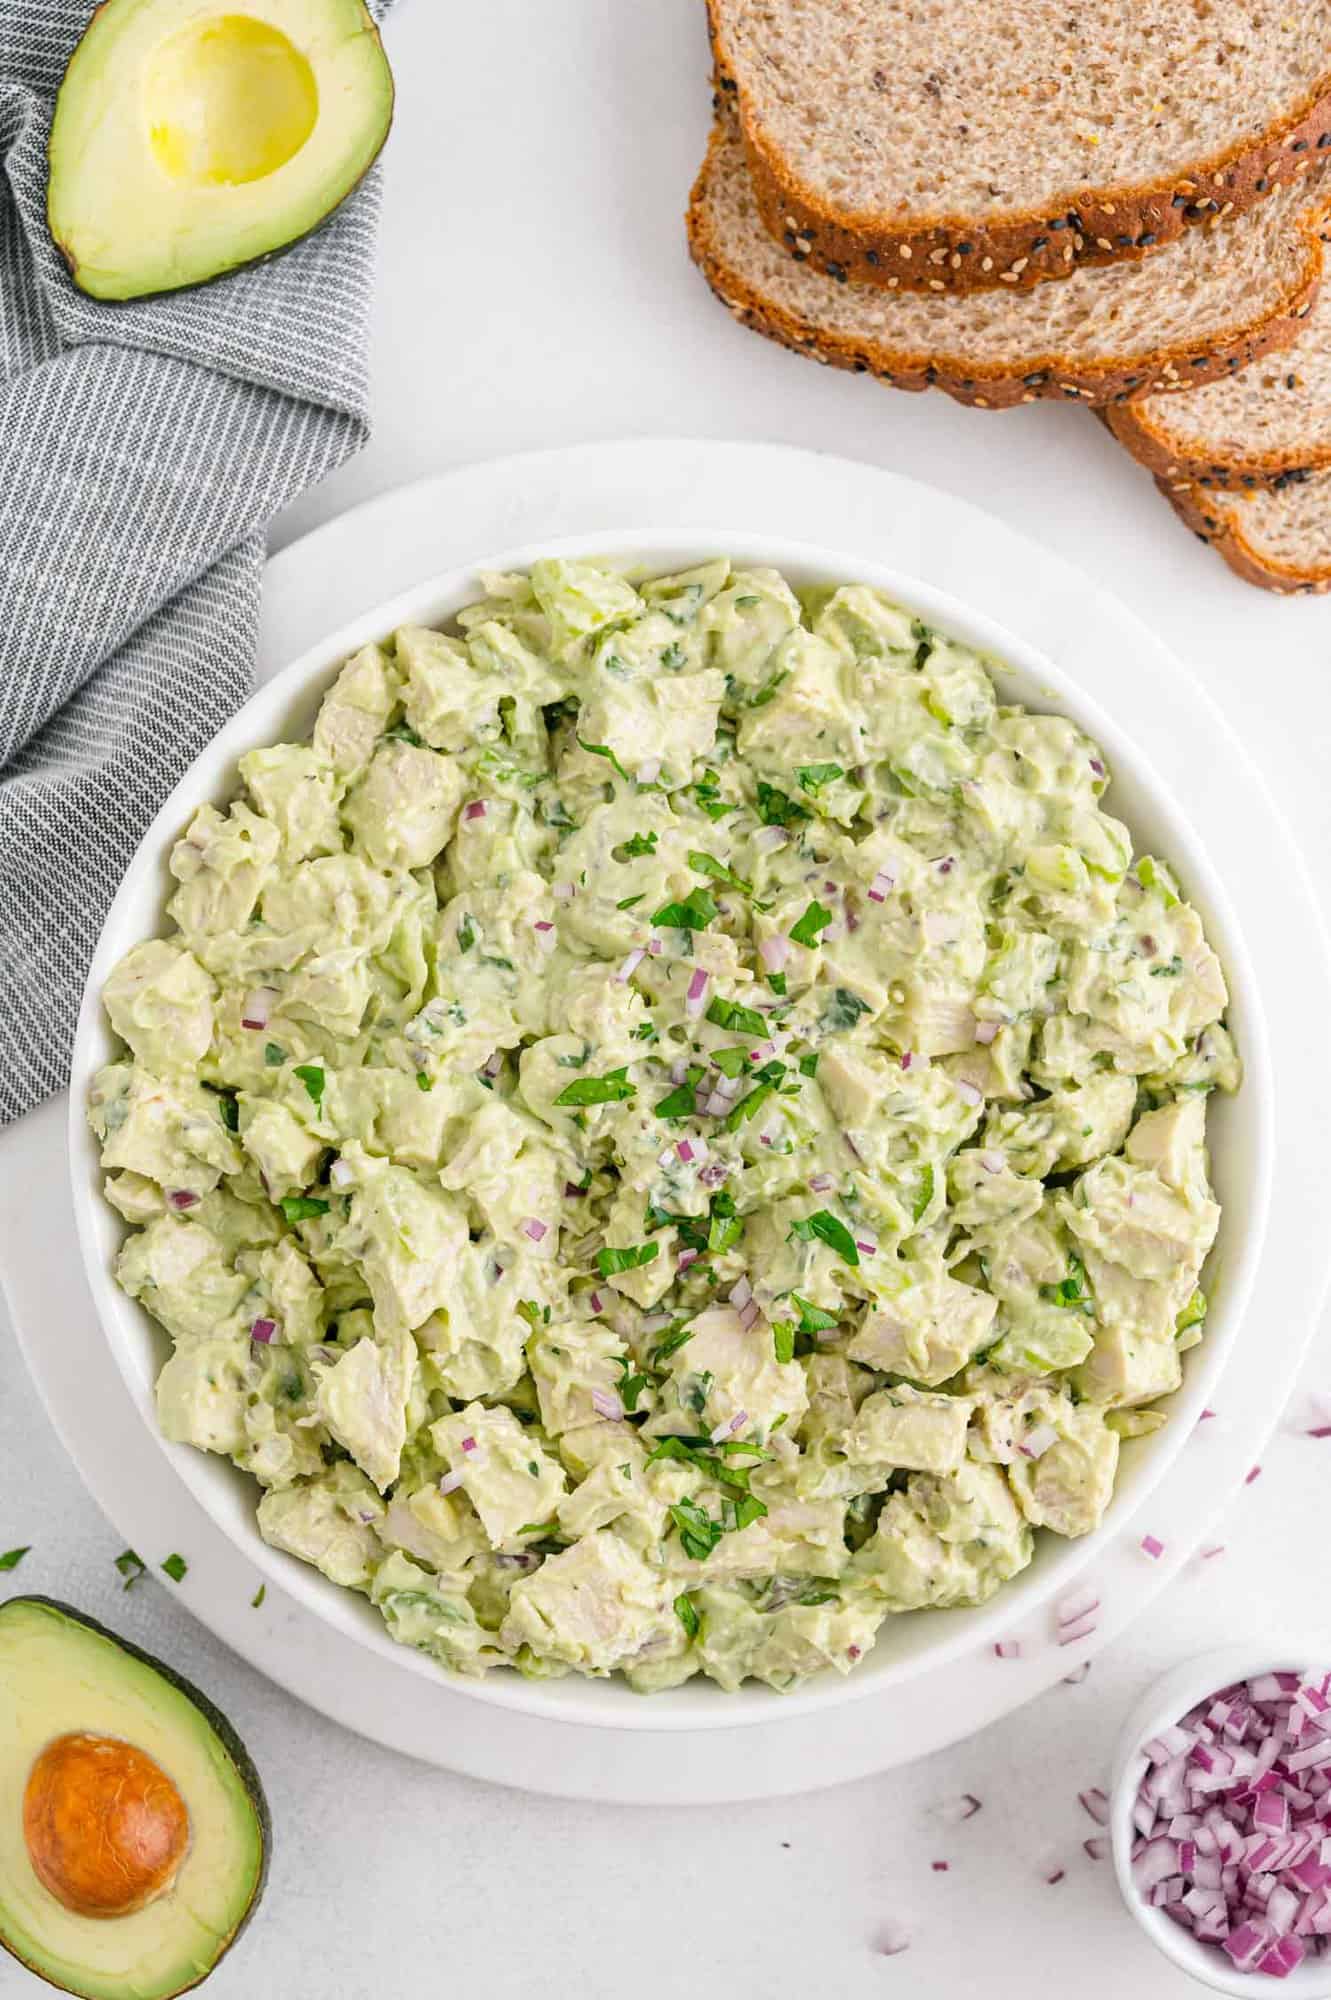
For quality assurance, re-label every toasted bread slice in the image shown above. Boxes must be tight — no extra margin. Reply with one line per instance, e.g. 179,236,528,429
687,113,1325,412
709,0,1331,292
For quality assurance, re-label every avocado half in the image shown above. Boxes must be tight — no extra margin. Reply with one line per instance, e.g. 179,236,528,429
47,0,394,301
0,1598,269,2000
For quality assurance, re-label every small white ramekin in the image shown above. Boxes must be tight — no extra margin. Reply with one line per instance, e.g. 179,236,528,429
1111,1644,1331,1997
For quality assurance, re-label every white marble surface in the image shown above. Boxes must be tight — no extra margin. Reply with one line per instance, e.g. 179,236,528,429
4,0,1331,1993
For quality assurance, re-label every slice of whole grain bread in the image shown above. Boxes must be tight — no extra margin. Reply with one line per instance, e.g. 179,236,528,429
1107,275,1331,487
1158,475,1331,592
687,112,1328,412
709,0,1331,292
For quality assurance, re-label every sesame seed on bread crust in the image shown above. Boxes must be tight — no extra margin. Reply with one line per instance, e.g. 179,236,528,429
1158,474,1331,593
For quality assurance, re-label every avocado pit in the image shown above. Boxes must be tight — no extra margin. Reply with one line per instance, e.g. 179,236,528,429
23,1732,190,1920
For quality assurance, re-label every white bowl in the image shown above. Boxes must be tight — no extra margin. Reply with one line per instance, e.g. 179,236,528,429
67,528,1274,1733
1111,1645,1331,1996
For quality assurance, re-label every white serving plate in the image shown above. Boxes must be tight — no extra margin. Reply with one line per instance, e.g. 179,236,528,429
8,439,1329,1797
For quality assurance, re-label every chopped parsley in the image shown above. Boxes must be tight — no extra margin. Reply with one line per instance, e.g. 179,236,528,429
911,1162,935,1223
772,1320,796,1364
705,995,767,1036
554,1068,635,1107
114,1548,146,1589
791,1292,839,1333
1150,955,1185,978
596,1241,659,1277
767,971,788,996
652,887,718,931
0,1546,30,1571
788,1209,859,1266
674,1592,701,1638
416,1071,433,1091
577,737,631,783
694,772,738,821
669,1497,723,1561
293,1063,325,1105
217,1092,240,1132
689,850,751,893
655,1067,703,1118
789,900,834,949
617,830,658,859
822,987,869,1032
756,780,810,828
652,1324,695,1364
263,1042,286,1067
616,893,645,911
1040,1251,1096,1316
797,762,845,794
161,1553,188,1583
457,913,477,952
251,1584,266,1608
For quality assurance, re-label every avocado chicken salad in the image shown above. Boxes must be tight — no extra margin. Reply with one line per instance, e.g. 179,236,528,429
89,557,1238,1694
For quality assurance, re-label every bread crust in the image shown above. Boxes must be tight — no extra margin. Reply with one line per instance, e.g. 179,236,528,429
1157,478,1331,592
686,120,1324,413
1107,394,1331,492
709,5,1331,296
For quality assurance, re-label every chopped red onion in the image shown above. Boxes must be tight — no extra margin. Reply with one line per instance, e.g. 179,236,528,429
552,881,576,901
615,947,645,984
759,934,790,972
1141,1534,1165,1561
685,967,710,1017
809,1172,834,1193
460,1435,478,1453
1084,1837,1110,1861
1019,1423,1059,1460
979,1150,1006,1174
900,1051,916,1072
463,799,487,821
481,1049,503,1078
588,1291,605,1314
874,1923,911,1958
591,1387,624,1422
1246,1465,1263,1485
167,1189,200,1210
994,1640,1021,1660
676,1139,697,1164
1131,1662,1331,1975
1045,1866,1067,1886
636,757,661,785
729,1275,753,1312
1063,1662,1092,1686
855,1235,878,1258
329,1157,355,1188
936,1794,982,1825
1080,1788,1110,1826
710,1410,747,1444
241,985,277,1029
563,1180,587,1199
647,936,662,955
677,1248,700,1273
738,1299,760,1331
438,1468,465,1495
974,1019,1000,1045
522,1217,548,1243
250,1318,278,1345
704,1090,732,1117
867,867,895,903
931,1861,950,1873
754,825,788,853
956,1079,983,1109
534,919,555,932
1199,1544,1227,1561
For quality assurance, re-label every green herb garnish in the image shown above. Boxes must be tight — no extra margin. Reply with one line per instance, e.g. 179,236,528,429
114,1549,146,1589
263,1042,286,1067
0,1546,30,1571
789,900,834,948
655,1067,703,1118
651,887,718,931
577,737,631,783
161,1553,188,1583
705,995,767,1036
788,1209,859,1266
293,1063,325,1106
618,830,658,859
797,763,845,795
596,1241,659,1278
554,1068,635,1108
674,1592,701,1638
689,850,751,893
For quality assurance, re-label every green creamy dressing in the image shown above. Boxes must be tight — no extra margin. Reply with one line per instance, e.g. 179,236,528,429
91,558,1240,1693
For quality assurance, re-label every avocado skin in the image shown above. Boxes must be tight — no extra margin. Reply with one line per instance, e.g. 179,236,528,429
45,0,394,304
0,1596,271,2000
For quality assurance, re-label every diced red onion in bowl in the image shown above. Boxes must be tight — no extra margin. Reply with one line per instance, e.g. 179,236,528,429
241,985,277,1030
1128,1665,1331,1976
463,798,487,822
956,1079,984,1109
759,934,790,972
590,1386,624,1422
249,1318,278,1345
685,967,710,1017
438,1467,465,1495
615,947,645,984
167,1189,200,1210
521,1217,548,1242
974,1019,1000,1045
866,867,895,903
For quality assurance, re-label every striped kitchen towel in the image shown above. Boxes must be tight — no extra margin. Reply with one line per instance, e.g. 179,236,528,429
0,0,394,1123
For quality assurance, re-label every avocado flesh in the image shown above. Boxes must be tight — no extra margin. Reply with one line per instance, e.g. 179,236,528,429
0,1598,268,2000
47,0,394,301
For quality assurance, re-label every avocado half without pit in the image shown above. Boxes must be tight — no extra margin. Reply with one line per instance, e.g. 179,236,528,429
0,1599,268,2000
47,0,394,301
